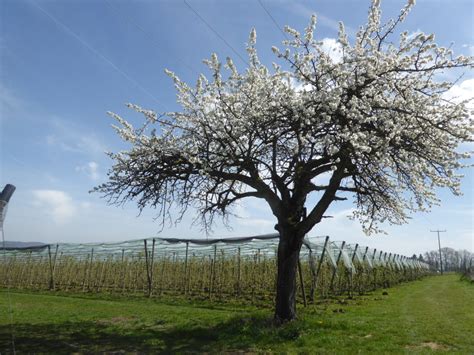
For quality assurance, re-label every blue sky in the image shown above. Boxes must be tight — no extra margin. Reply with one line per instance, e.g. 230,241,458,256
1,0,473,255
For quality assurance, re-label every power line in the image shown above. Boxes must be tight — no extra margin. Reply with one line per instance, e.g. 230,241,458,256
31,1,167,110
103,0,199,76
430,229,446,274
183,0,249,66
257,0,289,41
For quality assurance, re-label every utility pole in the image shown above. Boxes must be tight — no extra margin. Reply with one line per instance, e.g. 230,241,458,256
430,230,446,275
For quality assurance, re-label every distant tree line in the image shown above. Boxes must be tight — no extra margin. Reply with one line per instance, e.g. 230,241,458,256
411,248,473,273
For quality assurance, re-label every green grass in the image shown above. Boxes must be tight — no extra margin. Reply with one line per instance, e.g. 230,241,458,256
0,274,472,353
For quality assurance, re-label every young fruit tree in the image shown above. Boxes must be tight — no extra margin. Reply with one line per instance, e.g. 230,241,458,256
95,0,473,322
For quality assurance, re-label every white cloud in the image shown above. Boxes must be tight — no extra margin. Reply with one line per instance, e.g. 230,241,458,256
312,171,332,186
45,118,108,157
80,201,92,209
32,190,76,224
76,161,100,180
232,199,275,235
307,207,363,239
443,78,474,149
290,38,344,94
78,136,108,156
320,38,343,63
461,44,474,56
46,133,107,156
236,217,274,234
443,78,474,108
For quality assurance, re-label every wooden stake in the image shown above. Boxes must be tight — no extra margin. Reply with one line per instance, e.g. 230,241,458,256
159,253,166,295
297,256,307,307
237,247,241,295
351,244,359,263
47,245,52,290
184,241,189,294
308,249,315,302
209,245,217,298
120,249,125,293
372,249,377,291
150,239,156,295
359,246,369,294
97,258,107,292
47,244,59,290
208,254,213,299
144,239,152,297
312,236,329,301
330,241,345,293
82,253,90,292
348,243,359,297
87,248,94,292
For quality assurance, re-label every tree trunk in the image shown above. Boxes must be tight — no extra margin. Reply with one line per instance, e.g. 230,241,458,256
274,229,304,323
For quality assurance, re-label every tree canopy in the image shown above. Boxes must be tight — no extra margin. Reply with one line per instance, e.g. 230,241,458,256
96,0,472,237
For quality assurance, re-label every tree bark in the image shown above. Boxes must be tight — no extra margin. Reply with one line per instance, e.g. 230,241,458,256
274,228,304,323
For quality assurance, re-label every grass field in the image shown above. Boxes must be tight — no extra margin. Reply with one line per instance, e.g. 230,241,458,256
0,274,472,353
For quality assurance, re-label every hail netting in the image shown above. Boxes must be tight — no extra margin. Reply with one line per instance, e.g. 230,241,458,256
0,233,430,301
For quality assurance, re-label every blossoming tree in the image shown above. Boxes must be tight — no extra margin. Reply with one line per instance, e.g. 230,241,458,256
96,0,473,322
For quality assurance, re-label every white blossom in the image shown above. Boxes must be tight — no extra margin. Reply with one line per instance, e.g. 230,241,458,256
98,1,473,235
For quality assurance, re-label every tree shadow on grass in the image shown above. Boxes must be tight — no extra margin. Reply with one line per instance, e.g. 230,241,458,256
0,314,310,353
